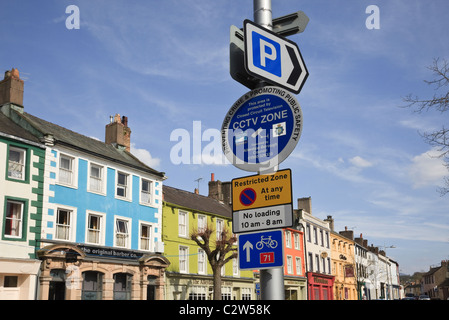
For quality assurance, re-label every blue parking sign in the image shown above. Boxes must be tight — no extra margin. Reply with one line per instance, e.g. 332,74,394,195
251,31,282,77
244,19,308,94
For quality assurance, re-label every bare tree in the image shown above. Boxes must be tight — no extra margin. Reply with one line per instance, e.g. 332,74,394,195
190,224,238,300
402,58,449,195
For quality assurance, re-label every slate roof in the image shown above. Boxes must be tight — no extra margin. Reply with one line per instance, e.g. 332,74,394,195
0,107,164,178
0,112,42,145
163,185,232,219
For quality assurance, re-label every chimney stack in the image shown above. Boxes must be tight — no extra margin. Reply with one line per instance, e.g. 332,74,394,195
208,174,232,206
324,215,334,231
0,68,24,107
339,226,354,240
105,114,131,152
297,197,312,215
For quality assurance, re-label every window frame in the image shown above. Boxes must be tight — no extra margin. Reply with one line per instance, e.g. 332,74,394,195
3,198,28,241
188,285,206,300
179,246,189,273
114,216,131,248
140,178,153,206
216,218,224,241
113,273,132,300
197,214,206,233
296,257,302,276
233,257,239,277
197,248,206,275
294,232,300,250
82,271,103,300
287,255,293,274
7,146,26,181
88,162,105,194
86,211,105,245
116,171,130,199
55,208,73,241
139,222,153,251
178,210,188,238
58,153,76,187
285,230,291,248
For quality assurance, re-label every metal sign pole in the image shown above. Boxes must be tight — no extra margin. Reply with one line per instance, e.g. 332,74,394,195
254,0,285,301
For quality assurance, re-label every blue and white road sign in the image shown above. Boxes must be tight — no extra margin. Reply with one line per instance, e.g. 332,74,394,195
238,230,284,270
221,86,302,172
244,19,308,94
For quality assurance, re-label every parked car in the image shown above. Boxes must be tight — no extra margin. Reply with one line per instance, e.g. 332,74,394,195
418,295,430,300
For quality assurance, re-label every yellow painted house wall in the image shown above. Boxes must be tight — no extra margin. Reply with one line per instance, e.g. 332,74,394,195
330,232,357,300
162,202,253,278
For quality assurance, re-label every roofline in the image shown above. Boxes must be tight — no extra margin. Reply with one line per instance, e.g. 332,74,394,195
9,109,165,179
56,139,166,179
163,200,232,220
0,131,45,149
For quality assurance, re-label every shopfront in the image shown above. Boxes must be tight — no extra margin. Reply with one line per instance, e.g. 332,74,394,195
0,258,41,300
307,273,334,300
284,277,307,300
37,242,169,300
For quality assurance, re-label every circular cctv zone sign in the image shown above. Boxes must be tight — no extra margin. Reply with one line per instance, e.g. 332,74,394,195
221,86,302,172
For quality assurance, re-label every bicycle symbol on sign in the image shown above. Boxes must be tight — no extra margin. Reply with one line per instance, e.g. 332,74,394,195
256,235,278,250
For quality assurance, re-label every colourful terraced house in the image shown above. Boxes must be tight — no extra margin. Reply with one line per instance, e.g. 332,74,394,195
0,69,46,299
0,69,169,300
162,181,255,300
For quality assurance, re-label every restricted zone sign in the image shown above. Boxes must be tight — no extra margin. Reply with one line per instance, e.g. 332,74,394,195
232,169,293,233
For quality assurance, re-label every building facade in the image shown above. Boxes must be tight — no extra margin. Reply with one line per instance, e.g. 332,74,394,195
163,184,254,300
354,234,371,299
422,260,449,300
0,70,45,300
330,227,357,300
296,197,334,300
282,228,307,300
0,69,169,300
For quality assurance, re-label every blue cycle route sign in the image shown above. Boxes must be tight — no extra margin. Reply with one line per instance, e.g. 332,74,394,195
221,86,302,172
238,230,284,270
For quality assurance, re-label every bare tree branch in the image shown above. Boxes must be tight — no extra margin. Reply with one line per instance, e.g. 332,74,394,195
190,224,238,300
401,58,449,195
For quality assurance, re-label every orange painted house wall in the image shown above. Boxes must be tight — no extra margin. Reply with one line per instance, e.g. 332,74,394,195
283,228,306,277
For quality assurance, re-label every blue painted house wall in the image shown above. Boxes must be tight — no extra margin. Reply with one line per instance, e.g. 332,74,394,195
44,149,163,252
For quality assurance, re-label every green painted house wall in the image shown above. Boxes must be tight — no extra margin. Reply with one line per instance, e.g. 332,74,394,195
163,201,253,278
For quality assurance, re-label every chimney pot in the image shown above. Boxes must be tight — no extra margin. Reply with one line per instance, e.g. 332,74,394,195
0,68,24,107
105,113,131,152
211,173,215,181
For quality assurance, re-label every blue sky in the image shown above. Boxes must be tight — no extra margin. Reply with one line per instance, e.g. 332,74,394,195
1,0,449,275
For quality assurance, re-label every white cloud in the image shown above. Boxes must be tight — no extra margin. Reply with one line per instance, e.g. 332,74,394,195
408,148,448,188
130,143,161,169
349,156,373,168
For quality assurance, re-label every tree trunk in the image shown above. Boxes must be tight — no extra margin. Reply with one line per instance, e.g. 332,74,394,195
212,265,222,300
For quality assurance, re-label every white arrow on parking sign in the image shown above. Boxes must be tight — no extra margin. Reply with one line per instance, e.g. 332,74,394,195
244,19,308,94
